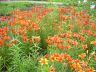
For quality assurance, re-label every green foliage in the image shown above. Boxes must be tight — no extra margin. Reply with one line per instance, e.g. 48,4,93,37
0,2,32,15
0,1,96,72
0,57,3,72
7,42,40,72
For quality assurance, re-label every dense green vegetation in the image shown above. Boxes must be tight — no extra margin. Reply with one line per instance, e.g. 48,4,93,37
0,2,32,15
0,0,96,16
0,1,96,72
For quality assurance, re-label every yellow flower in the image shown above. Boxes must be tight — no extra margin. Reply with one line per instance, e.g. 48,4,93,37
39,58,48,65
90,40,96,45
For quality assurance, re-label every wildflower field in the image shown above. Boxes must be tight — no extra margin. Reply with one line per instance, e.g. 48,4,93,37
0,1,96,72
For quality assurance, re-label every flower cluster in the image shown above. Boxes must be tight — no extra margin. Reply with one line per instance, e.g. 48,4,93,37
0,5,96,72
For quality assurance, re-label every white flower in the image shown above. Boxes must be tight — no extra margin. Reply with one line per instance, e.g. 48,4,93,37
83,0,87,3
78,1,81,4
90,5,95,9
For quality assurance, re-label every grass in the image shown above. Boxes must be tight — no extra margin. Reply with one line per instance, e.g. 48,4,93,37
0,2,32,15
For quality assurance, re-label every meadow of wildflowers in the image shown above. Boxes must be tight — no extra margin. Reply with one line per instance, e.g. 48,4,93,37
0,1,96,72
